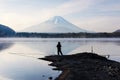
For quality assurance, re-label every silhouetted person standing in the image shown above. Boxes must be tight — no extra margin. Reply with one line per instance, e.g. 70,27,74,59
56,42,63,55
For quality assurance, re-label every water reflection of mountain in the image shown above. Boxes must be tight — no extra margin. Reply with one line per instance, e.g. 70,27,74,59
22,41,88,55
0,42,14,51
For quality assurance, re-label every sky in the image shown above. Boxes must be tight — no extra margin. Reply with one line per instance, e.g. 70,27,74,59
0,0,120,32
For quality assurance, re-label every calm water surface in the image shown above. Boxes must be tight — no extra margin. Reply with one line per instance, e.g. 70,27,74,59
0,38,120,80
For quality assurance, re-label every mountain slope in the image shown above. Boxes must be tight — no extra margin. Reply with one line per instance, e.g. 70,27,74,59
114,29,120,33
0,24,15,37
22,16,89,33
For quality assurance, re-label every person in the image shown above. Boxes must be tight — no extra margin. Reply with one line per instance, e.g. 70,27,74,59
56,42,63,55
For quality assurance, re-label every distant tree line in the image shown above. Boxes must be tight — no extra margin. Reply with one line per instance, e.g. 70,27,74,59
15,32,120,38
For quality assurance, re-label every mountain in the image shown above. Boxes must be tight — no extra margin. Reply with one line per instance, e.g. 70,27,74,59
0,24,15,37
22,16,89,33
114,29,120,33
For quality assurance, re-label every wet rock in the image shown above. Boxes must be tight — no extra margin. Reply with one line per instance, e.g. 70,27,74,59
39,52,120,80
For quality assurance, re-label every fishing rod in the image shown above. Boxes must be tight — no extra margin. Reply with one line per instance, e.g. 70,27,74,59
9,52,48,58
9,52,47,58
9,53,39,58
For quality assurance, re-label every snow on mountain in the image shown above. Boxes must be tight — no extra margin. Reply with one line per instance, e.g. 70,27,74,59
22,16,89,33
0,24,15,37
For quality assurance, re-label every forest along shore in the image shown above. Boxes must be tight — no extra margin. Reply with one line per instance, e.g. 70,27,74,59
39,52,120,80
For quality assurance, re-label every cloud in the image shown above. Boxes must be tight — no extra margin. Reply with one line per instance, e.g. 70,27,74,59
0,0,119,32
0,0,100,31
85,0,120,13
40,0,100,16
0,76,13,80
24,0,103,24
100,4,120,12
75,16,120,32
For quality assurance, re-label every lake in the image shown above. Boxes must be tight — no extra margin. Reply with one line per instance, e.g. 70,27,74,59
0,38,120,80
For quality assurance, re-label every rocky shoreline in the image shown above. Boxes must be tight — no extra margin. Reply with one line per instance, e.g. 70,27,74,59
39,52,120,80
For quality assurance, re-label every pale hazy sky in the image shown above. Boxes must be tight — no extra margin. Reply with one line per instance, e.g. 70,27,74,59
0,0,120,32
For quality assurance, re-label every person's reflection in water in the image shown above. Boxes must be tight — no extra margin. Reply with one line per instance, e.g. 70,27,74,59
56,42,63,55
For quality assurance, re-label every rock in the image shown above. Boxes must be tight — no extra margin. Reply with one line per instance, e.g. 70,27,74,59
39,52,120,80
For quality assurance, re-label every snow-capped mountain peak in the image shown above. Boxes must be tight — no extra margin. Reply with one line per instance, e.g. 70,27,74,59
46,16,69,24
22,16,89,33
